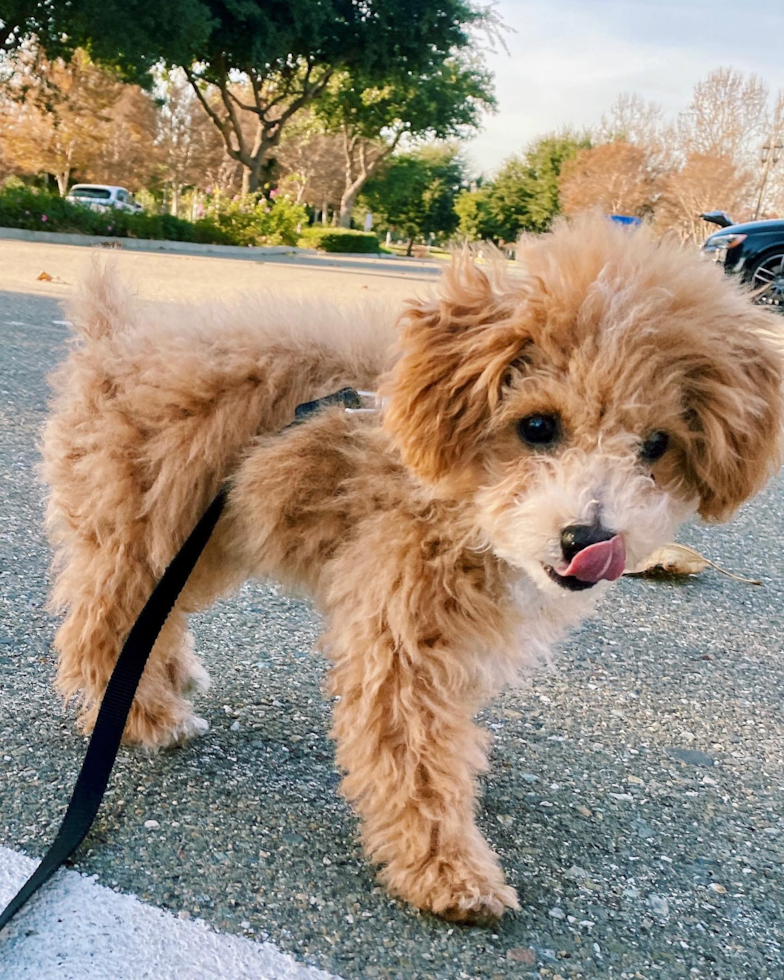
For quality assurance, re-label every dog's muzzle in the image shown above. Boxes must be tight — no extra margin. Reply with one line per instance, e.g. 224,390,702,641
544,524,626,591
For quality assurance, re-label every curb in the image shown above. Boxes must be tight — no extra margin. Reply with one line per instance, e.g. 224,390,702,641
0,226,313,258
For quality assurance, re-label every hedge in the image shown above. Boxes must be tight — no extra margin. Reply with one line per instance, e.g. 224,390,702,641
0,186,389,252
298,226,380,253
0,184,235,244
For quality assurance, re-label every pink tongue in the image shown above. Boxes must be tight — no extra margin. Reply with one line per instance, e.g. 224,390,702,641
563,535,626,583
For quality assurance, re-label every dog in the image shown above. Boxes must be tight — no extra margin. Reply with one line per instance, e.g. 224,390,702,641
41,214,783,923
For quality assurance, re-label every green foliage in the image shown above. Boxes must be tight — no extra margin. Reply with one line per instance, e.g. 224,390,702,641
298,227,380,253
202,192,307,246
482,133,592,241
316,56,495,145
0,1,213,86
361,145,465,247
0,183,309,246
2,1,486,91
3,1,492,194
454,186,500,241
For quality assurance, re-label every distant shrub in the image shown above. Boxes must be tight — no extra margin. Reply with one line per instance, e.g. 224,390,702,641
0,184,307,247
298,227,380,253
202,192,307,246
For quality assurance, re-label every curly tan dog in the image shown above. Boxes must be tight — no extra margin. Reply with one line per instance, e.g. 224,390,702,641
42,215,783,923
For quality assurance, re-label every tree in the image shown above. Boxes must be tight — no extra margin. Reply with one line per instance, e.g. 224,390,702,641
598,92,665,149
361,144,465,254
0,1,213,85
0,47,155,193
674,68,768,162
276,113,346,217
655,154,753,243
668,67,784,219
454,184,500,241
3,0,492,193
758,92,784,219
559,141,658,218
482,133,590,241
154,71,232,214
83,81,161,191
315,56,495,227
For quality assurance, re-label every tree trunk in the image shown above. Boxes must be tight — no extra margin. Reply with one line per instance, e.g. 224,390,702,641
241,155,278,195
56,169,70,196
406,237,414,257
170,184,180,217
338,139,397,227
338,185,359,228
186,66,331,206
259,156,279,192
322,202,329,225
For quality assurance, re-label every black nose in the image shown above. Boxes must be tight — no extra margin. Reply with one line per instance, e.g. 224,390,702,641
560,523,616,563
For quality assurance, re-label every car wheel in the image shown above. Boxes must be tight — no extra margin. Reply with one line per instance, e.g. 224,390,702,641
749,251,784,308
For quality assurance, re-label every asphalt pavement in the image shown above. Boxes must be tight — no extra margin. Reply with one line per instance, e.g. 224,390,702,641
0,242,782,979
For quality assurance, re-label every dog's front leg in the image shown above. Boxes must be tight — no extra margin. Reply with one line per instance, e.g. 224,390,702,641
329,617,519,923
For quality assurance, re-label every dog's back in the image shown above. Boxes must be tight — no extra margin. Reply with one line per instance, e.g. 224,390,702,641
43,262,397,569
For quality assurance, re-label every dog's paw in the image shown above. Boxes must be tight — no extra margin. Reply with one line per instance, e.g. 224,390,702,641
181,659,211,696
437,879,519,925
157,714,210,749
382,851,519,925
179,632,211,695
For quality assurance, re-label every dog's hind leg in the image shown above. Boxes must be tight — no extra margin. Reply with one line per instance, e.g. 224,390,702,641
52,536,210,749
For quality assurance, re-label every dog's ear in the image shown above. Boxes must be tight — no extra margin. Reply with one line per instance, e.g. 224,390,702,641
381,254,535,484
681,318,783,522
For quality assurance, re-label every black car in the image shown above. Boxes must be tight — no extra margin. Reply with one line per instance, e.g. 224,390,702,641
702,216,784,307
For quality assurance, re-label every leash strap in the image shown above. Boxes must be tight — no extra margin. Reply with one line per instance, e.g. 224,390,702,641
0,487,228,934
0,386,364,936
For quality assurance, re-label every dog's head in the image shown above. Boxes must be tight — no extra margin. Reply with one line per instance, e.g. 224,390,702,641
381,214,783,597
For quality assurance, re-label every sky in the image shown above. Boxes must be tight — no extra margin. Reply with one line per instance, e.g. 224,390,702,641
465,0,784,175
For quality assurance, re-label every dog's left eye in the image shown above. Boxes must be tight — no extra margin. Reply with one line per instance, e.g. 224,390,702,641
518,414,560,447
640,430,670,462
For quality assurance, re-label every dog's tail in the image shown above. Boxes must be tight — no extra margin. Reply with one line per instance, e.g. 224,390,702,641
66,258,137,341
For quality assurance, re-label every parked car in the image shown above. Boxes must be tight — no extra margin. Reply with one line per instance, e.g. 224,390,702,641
702,215,784,308
65,184,143,214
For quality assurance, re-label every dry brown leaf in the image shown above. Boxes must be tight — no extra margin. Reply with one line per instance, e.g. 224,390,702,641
36,270,68,284
625,543,760,585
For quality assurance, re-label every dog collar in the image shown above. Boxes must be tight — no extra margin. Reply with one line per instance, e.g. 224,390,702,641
292,388,381,423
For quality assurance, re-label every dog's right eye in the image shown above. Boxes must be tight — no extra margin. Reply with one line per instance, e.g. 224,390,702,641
517,414,560,447
640,430,669,463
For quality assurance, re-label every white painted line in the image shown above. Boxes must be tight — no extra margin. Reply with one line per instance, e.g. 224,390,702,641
52,319,73,326
4,321,30,327
0,846,342,980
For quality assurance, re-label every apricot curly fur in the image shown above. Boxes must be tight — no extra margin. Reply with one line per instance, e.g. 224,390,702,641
41,215,783,921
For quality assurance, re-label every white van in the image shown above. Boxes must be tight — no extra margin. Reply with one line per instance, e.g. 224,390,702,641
66,185,143,213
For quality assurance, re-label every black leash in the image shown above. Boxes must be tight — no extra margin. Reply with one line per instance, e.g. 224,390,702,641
0,387,363,936
0,486,227,935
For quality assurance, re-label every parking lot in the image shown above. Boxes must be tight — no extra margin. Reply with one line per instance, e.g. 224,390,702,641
1,238,783,979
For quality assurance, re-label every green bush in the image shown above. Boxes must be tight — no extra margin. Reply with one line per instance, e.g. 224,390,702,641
298,226,380,253
202,192,307,246
0,183,232,243
0,183,310,247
